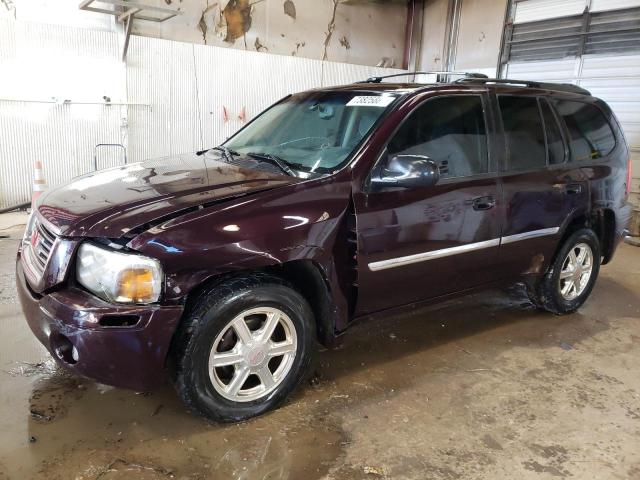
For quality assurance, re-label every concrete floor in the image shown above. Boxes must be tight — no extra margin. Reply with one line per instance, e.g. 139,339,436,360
0,212,639,480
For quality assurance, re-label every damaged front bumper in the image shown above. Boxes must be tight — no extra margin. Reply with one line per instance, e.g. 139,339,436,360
16,259,183,391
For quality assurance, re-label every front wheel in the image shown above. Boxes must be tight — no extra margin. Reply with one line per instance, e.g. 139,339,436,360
528,228,601,315
171,275,315,422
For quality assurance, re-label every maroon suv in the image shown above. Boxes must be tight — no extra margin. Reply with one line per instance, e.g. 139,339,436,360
17,74,632,421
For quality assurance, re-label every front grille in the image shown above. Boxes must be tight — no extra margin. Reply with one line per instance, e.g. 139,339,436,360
28,218,58,277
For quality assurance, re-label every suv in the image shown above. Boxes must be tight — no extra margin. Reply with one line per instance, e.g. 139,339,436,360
17,73,632,422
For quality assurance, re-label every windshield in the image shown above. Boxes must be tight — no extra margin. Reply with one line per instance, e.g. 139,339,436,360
224,91,399,175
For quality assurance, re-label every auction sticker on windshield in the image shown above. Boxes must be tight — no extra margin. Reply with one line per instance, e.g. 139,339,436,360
346,96,395,107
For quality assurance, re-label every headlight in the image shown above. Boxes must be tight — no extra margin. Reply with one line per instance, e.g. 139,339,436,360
76,242,163,304
22,211,35,245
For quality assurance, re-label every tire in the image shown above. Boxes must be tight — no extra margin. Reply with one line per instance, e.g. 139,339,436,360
170,274,315,422
528,228,601,315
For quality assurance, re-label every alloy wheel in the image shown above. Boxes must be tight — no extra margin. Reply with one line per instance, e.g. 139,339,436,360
558,242,594,301
208,307,297,402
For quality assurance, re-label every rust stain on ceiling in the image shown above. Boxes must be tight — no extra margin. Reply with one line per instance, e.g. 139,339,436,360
323,0,340,60
1,0,16,18
291,41,305,56
254,37,268,52
198,2,219,44
283,0,296,19
223,0,254,43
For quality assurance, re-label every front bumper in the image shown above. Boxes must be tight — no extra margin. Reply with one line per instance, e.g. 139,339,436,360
16,259,184,391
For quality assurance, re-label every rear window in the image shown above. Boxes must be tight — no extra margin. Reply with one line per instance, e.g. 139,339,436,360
552,100,615,162
498,96,546,171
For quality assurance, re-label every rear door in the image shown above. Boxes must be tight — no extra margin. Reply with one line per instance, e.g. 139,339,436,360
494,94,588,277
353,92,502,315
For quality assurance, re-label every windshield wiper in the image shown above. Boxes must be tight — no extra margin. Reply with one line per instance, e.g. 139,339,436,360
197,146,238,162
213,146,239,163
246,152,295,176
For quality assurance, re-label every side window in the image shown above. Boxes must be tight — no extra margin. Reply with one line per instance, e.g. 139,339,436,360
498,95,546,171
540,99,566,165
552,99,615,162
387,95,488,178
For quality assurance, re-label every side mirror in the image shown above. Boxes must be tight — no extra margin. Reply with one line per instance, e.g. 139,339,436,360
370,154,440,189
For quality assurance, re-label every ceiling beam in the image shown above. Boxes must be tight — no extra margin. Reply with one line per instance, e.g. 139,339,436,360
121,14,133,62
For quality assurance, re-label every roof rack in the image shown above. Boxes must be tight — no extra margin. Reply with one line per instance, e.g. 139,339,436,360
359,71,489,84
454,77,591,96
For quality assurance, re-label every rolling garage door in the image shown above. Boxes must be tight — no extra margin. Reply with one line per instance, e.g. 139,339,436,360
500,0,640,207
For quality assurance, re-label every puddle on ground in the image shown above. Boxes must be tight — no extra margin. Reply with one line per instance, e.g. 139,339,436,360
1,231,639,479
1,357,346,479
0,277,623,480
3,360,58,378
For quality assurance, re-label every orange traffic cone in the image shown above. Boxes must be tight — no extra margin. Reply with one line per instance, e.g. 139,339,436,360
31,160,47,208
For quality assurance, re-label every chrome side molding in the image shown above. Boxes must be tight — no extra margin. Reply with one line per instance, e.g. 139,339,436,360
368,227,560,271
500,227,560,245
368,238,500,272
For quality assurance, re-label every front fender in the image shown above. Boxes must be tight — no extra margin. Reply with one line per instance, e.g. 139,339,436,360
126,176,352,304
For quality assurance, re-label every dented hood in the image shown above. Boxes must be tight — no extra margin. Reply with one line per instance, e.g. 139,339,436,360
36,154,299,238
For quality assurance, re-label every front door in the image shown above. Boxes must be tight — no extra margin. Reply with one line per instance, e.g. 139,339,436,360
353,93,501,315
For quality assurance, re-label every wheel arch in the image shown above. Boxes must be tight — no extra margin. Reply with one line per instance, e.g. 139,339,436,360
179,259,341,349
555,208,616,265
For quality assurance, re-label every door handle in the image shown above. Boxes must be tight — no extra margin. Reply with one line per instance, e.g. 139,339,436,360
472,196,496,211
565,184,582,195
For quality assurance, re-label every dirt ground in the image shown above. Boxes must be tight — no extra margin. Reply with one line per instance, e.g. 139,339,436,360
0,212,639,479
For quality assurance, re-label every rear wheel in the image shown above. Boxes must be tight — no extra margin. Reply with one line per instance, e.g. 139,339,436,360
528,228,601,314
171,275,315,422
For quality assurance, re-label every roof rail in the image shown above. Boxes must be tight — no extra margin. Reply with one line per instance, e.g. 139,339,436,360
359,71,489,84
455,77,591,96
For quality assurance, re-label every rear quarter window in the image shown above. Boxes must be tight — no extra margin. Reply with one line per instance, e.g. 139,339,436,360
552,100,616,162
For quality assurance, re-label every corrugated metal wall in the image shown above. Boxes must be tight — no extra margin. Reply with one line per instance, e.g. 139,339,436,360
0,18,126,209
582,55,640,207
125,36,404,166
504,0,640,207
506,55,640,205
0,19,405,209
512,0,640,22
592,0,640,12
513,0,586,24
506,7,640,62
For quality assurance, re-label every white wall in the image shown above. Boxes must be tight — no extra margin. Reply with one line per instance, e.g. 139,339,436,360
1,0,408,68
419,0,451,70
0,17,404,208
454,0,507,77
418,0,507,76
131,0,408,68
